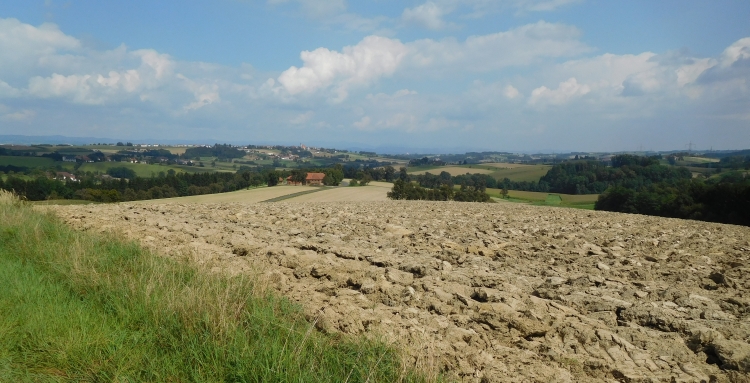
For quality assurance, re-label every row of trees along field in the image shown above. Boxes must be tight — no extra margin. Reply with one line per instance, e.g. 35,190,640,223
698,151,750,170
343,165,398,182
0,171,267,202
387,180,491,202
407,169,558,193
595,171,750,226
182,144,246,160
386,168,492,202
539,155,693,194
0,165,345,202
404,155,703,195
401,153,750,224
407,155,695,195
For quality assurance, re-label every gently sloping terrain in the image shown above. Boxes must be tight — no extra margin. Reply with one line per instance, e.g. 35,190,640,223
488,165,552,182
260,188,327,202
283,186,389,202
134,185,317,204
408,167,496,176
51,201,750,382
481,163,534,169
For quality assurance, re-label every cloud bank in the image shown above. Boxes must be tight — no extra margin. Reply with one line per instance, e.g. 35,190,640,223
0,15,749,151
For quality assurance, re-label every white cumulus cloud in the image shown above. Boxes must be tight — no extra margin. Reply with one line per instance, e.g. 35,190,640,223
26,49,176,105
177,74,220,111
0,18,81,75
504,85,520,99
720,37,750,68
277,35,408,101
0,80,20,98
407,21,591,73
529,77,590,105
353,115,372,130
277,21,590,100
402,2,450,30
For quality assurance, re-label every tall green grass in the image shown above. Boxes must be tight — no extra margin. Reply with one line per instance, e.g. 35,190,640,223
0,191,428,382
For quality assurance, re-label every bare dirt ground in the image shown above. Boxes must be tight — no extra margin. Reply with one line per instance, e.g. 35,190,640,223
50,201,750,382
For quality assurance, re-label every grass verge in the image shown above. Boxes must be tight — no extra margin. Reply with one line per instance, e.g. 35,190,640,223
0,191,428,382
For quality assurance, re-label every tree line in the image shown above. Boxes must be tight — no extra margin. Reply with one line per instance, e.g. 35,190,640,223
387,180,491,202
0,170,277,202
595,176,750,226
386,169,491,202
409,170,549,193
183,144,246,160
538,155,692,194
0,162,349,203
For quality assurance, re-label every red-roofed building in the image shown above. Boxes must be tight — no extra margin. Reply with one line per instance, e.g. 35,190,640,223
305,172,326,186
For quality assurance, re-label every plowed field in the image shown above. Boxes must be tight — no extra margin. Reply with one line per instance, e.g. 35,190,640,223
50,201,750,382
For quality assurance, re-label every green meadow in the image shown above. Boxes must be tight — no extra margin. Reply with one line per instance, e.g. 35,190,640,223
409,163,552,183
486,188,599,210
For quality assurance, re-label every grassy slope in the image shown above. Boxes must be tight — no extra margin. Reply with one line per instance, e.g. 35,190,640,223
677,156,720,165
0,192,427,382
408,164,552,183
487,165,552,182
408,167,495,176
486,188,598,210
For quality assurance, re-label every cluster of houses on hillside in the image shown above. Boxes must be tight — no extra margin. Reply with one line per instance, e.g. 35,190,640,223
54,172,78,182
59,152,195,166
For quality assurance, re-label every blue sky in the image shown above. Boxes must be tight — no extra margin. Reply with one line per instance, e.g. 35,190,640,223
0,0,749,152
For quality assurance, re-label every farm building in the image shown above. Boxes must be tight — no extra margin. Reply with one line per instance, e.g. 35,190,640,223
55,172,78,182
305,172,325,186
285,172,326,186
